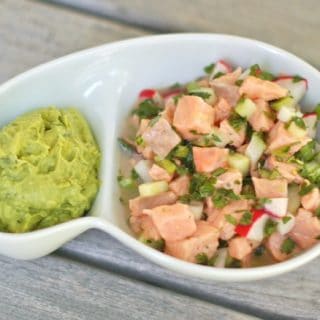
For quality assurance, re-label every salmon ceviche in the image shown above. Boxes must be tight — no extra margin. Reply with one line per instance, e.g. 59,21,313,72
118,60,320,268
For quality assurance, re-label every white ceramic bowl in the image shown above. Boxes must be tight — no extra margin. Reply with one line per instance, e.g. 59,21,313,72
0,34,319,281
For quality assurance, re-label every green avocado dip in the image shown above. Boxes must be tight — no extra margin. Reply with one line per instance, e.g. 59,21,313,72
0,107,100,233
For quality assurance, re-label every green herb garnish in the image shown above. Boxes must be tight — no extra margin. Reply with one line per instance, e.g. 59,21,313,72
212,168,227,177
281,238,296,254
189,91,212,99
133,99,162,119
264,219,278,237
259,168,281,180
204,63,215,75
299,184,315,196
235,79,244,86
255,197,271,209
212,188,240,208
239,211,253,226
292,75,304,83
225,214,237,225
229,113,247,132
282,216,292,224
296,141,317,162
195,252,209,265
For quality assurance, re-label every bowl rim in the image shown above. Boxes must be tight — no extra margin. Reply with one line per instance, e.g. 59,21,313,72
0,33,320,280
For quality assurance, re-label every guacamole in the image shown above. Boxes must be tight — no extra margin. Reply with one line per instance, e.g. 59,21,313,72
0,107,100,232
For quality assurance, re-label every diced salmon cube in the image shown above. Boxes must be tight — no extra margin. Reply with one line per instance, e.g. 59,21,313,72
239,76,288,101
301,188,320,212
165,221,219,262
228,237,253,260
129,191,178,216
267,122,311,154
215,169,243,195
248,99,274,132
211,83,240,107
265,156,303,184
142,118,181,158
219,119,246,148
149,164,173,182
252,177,288,198
266,232,298,261
213,97,232,123
289,208,320,249
129,215,161,240
211,67,242,85
161,100,176,124
193,146,229,173
169,175,190,196
144,203,196,242
173,95,214,140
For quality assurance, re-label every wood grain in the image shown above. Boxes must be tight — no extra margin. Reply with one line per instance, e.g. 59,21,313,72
60,230,320,320
0,0,147,82
0,254,259,320
50,0,320,67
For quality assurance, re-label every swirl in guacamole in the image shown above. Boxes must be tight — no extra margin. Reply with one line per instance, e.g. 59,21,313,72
0,107,100,232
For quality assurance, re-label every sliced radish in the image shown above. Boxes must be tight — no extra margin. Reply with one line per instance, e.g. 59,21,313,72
188,201,204,220
209,60,232,80
235,210,269,241
277,214,296,235
274,77,307,103
303,113,317,138
214,248,228,268
134,160,153,182
238,68,250,81
245,133,266,165
263,198,288,218
139,89,162,104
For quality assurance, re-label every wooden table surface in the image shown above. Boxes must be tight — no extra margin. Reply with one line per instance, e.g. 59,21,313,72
1,1,320,319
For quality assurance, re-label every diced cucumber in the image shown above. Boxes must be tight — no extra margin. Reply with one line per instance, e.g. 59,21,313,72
139,181,169,197
287,121,306,138
188,87,217,105
277,105,296,122
245,133,266,165
287,184,301,214
235,98,256,118
270,96,295,111
227,153,250,176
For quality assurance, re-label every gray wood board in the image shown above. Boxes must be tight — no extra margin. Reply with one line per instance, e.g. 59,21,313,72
60,230,320,320
49,0,320,67
0,254,259,320
0,0,148,83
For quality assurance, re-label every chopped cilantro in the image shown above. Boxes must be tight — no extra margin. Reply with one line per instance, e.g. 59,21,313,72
149,115,161,127
193,132,221,147
299,161,320,186
282,216,292,224
172,145,189,159
296,141,317,162
141,238,165,251
299,184,315,196
133,99,162,119
225,214,237,225
249,64,274,80
189,173,216,200
239,211,253,226
264,219,278,237
315,207,320,219
189,91,212,99
249,64,261,76
259,168,281,180
281,238,296,254
155,157,176,174
173,94,183,105
199,181,215,198
235,79,244,86
213,72,225,79
212,168,227,177
204,63,215,75
195,252,209,265
255,197,271,209
212,188,240,208
229,113,247,132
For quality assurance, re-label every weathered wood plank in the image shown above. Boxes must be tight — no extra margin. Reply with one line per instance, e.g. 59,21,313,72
49,0,320,67
60,230,320,320
0,0,148,82
0,254,259,320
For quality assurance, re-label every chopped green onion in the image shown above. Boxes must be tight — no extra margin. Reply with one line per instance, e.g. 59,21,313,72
154,157,176,174
239,211,253,226
173,145,189,158
315,104,320,120
212,168,227,177
225,214,237,226
281,238,296,254
140,237,165,251
212,188,240,208
264,219,278,237
296,141,317,162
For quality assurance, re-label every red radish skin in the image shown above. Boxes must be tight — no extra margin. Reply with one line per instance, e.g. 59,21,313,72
163,89,183,103
139,89,157,99
235,210,266,237
218,60,232,73
275,76,308,89
303,113,316,118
